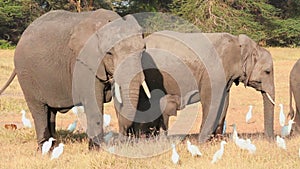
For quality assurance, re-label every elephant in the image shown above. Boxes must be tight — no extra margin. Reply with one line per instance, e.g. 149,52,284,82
289,59,300,133
117,31,276,143
0,9,150,150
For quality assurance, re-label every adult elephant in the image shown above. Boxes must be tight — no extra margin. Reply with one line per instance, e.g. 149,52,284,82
0,9,150,150
289,59,300,133
118,31,275,142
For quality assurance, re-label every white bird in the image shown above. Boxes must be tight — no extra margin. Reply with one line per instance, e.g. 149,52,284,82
51,143,64,160
222,120,226,135
211,141,226,164
298,148,300,158
231,124,238,141
67,120,77,132
246,105,253,123
187,140,202,157
71,106,84,115
42,137,56,155
245,139,256,154
281,120,295,137
276,135,286,150
108,146,115,153
171,143,180,164
104,131,113,143
103,114,111,128
231,124,256,153
21,110,32,128
279,104,286,127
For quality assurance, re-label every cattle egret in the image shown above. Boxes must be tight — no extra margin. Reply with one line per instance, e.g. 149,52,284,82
108,146,115,153
42,137,56,155
187,140,202,157
67,120,77,132
246,139,256,154
222,121,226,135
104,131,113,143
246,105,253,123
281,120,295,137
231,124,238,141
279,104,286,127
72,106,84,115
211,141,226,164
103,114,111,128
171,144,180,164
51,143,64,160
299,148,300,158
21,110,32,128
276,135,286,150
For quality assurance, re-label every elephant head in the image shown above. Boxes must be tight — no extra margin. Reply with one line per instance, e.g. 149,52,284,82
72,14,151,140
239,34,275,137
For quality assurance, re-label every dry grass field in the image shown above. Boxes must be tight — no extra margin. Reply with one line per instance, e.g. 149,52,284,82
0,48,300,169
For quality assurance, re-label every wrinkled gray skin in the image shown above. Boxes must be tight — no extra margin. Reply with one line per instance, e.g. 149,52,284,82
289,59,300,134
0,9,146,150
119,31,275,142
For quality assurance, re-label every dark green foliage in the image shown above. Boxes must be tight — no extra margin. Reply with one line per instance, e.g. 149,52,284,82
0,0,43,46
0,0,299,47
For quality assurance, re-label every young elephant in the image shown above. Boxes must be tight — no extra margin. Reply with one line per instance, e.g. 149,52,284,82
0,9,148,150
289,59,300,133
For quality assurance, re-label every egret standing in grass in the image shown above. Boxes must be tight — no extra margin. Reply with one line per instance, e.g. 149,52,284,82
245,139,256,154
67,120,77,133
104,131,113,143
103,114,111,128
276,135,287,150
246,105,253,123
211,141,226,164
231,123,238,141
21,110,32,128
171,143,180,164
187,140,202,157
279,104,286,127
281,119,295,137
51,143,64,160
42,137,55,155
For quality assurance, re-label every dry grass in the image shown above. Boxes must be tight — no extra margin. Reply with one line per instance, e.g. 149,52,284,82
0,48,300,169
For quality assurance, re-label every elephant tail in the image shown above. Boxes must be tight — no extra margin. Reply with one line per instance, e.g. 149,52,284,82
0,69,16,95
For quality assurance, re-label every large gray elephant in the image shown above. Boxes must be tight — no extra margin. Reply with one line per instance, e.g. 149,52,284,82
0,9,150,150
289,59,300,133
117,31,276,142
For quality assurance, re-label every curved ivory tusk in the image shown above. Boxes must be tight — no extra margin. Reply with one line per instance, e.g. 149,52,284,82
266,92,275,105
142,81,151,99
114,83,122,104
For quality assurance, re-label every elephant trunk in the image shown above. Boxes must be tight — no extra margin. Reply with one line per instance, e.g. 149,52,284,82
262,80,275,138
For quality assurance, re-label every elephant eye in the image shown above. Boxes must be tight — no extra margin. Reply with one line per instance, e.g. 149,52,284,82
265,69,271,74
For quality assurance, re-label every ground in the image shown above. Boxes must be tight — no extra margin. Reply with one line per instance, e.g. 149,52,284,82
0,48,299,169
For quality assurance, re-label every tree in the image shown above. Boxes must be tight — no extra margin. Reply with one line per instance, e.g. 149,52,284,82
0,0,43,46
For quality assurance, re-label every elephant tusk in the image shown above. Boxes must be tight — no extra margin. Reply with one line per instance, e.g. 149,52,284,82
142,81,151,99
114,83,123,104
266,93,275,105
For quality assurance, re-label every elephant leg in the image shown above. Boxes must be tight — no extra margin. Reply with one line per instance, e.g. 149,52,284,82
85,80,105,150
293,92,300,133
214,92,229,135
26,99,50,149
48,108,57,138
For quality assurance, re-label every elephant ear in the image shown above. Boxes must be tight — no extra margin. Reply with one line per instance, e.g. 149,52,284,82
238,34,259,86
96,53,114,81
68,9,120,56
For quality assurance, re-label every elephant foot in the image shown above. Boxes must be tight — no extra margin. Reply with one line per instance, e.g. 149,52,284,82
88,139,101,151
88,134,103,151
